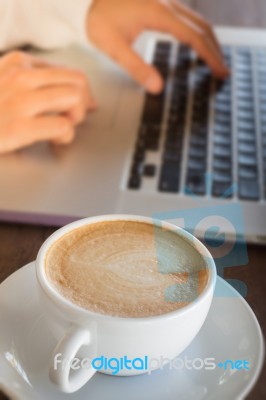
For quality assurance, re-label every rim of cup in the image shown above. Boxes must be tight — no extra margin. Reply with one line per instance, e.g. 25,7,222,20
36,214,217,324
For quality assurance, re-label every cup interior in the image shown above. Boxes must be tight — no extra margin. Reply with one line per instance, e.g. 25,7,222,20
36,214,216,322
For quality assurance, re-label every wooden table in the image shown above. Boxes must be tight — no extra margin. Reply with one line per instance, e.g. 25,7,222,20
0,1,265,399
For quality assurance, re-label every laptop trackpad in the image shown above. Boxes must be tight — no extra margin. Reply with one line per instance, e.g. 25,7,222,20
88,71,124,129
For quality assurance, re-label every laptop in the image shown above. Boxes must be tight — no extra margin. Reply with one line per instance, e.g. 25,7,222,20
0,27,265,244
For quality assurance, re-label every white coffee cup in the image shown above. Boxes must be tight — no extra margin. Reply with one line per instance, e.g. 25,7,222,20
36,214,216,393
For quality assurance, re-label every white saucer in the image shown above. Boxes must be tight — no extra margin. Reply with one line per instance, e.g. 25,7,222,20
0,263,264,400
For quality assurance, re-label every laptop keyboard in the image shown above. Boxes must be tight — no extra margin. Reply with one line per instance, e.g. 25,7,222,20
185,57,212,196
128,41,266,201
159,44,189,193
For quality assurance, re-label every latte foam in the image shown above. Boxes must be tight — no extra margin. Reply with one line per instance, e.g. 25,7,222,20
45,220,209,317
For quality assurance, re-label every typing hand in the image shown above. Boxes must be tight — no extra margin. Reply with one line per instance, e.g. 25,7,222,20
87,0,229,94
0,51,96,154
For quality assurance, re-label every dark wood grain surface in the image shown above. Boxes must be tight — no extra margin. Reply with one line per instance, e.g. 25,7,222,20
0,1,265,399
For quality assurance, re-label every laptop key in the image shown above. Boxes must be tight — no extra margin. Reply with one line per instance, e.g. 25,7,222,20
218,85,231,96
236,79,253,90
236,69,253,81
214,124,231,136
213,145,231,158
153,56,168,65
259,92,266,103
134,149,145,163
189,146,206,158
163,150,182,163
213,157,231,170
154,51,170,62
159,163,180,192
237,120,255,132
237,110,255,123
214,92,231,104
131,162,143,176
238,142,256,154
187,158,206,171
155,41,172,54
177,44,190,55
193,104,209,117
145,138,159,151
166,126,181,137
186,173,205,195
172,81,188,94
155,65,169,79
238,131,256,141
237,92,254,103
136,135,146,149
239,179,260,200
143,164,156,177
215,103,232,114
222,46,232,56
165,140,182,153
235,62,252,73
239,154,257,167
128,174,141,190
261,114,266,125
192,126,207,136
168,113,182,125
146,125,160,141
213,171,232,183
237,98,253,109
239,166,257,179
171,92,187,105
236,63,252,72
236,48,252,59
215,113,231,126
142,94,164,124
189,138,207,148
213,135,231,146
192,113,208,125
214,92,231,103
212,181,233,197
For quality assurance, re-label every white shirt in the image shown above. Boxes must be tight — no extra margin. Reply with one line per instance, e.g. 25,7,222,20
0,0,93,50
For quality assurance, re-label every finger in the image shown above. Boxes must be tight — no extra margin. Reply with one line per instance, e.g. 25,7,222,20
16,67,90,90
171,0,222,57
21,86,89,119
0,116,75,153
0,51,50,72
149,3,229,78
28,116,75,144
14,67,97,111
100,32,163,93
0,52,30,71
50,130,76,145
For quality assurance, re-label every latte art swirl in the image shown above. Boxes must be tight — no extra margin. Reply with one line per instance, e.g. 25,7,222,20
45,221,209,317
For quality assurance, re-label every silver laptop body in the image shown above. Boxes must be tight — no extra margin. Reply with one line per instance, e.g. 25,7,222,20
0,27,265,244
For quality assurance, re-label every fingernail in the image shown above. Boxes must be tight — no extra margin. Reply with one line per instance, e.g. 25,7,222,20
215,63,230,79
145,74,163,93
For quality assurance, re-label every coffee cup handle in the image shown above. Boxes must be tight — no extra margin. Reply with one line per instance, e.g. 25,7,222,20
49,325,95,393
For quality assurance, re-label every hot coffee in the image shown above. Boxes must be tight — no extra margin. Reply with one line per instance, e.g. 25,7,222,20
45,220,209,317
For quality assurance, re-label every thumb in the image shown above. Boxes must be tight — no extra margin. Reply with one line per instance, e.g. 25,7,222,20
106,34,163,93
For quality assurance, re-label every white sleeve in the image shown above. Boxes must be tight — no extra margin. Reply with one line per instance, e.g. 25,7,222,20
0,0,93,51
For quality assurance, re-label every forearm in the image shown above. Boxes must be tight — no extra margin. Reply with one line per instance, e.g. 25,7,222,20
0,0,93,51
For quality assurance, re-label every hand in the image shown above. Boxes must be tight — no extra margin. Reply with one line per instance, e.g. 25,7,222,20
0,51,97,154
87,0,229,94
